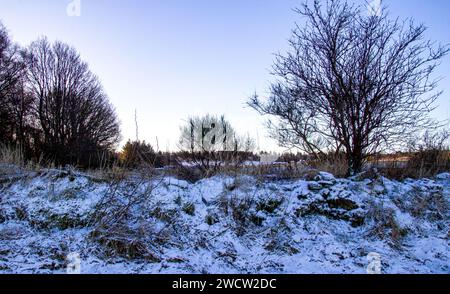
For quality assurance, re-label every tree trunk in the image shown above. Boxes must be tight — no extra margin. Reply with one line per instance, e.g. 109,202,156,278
347,151,364,176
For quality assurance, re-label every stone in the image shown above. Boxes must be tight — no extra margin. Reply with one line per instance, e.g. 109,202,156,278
308,182,323,191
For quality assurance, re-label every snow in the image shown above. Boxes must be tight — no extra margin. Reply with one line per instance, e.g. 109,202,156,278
0,166,448,274
436,173,450,180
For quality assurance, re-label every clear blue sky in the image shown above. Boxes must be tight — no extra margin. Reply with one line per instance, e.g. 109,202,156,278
1,0,449,152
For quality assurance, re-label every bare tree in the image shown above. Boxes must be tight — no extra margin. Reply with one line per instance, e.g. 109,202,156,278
24,38,121,167
0,22,28,146
249,0,449,175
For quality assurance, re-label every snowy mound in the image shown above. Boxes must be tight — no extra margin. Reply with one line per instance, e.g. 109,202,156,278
0,168,448,273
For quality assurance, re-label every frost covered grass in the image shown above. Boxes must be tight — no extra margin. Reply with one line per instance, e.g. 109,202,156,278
0,165,448,274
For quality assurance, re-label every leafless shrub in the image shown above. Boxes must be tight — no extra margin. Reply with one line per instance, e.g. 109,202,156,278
89,171,164,261
0,144,47,173
406,130,450,177
372,131,449,179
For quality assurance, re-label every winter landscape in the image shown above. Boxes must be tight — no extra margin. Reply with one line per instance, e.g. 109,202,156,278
0,0,449,275
0,165,449,274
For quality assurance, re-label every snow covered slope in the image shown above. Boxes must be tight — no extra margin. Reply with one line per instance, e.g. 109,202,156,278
0,166,448,274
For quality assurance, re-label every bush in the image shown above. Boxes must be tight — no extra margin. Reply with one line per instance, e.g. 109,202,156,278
407,131,450,175
378,130,450,179
119,140,163,168
89,176,163,261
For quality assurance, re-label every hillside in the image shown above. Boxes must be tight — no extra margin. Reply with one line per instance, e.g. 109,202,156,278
0,165,448,274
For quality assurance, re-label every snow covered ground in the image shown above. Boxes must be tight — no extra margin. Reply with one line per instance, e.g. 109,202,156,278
0,164,448,274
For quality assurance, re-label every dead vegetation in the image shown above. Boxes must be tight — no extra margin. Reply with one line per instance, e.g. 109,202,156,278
393,185,448,222
88,170,165,262
0,144,24,166
0,140,448,268
305,154,349,179
366,202,408,248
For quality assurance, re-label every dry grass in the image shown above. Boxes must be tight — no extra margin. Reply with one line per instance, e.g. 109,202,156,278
0,144,24,166
374,154,449,180
168,160,343,184
220,161,319,182
0,144,51,173
168,164,206,183
306,154,348,178
87,164,129,182
406,148,449,178
379,130,450,179
90,226,161,262
392,186,448,221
